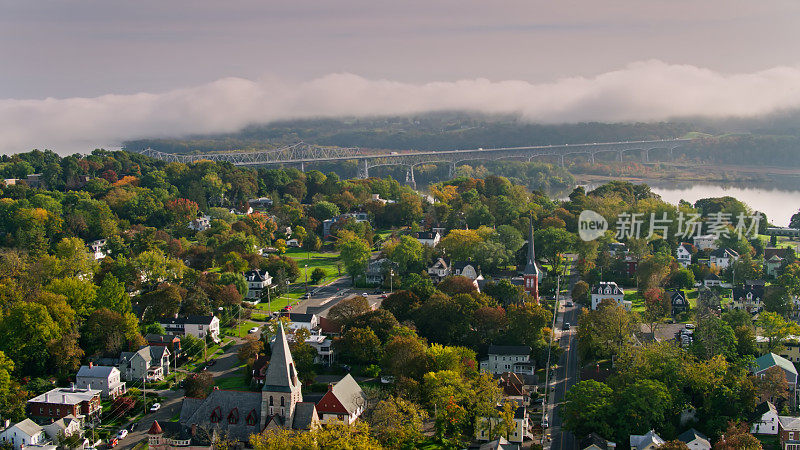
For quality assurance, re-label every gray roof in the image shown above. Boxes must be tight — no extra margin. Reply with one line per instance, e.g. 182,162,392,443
12,419,43,437
329,374,366,415
523,215,541,277
479,437,519,450
711,247,738,258
488,345,531,356
262,322,300,393
677,428,710,446
159,315,215,326
179,389,262,443
292,402,318,430
77,365,118,379
630,430,665,449
591,281,623,295
779,415,800,431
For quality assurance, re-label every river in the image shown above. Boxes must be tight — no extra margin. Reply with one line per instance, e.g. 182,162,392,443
568,180,800,227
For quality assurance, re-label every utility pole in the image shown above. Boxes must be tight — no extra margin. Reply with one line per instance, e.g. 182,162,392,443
390,269,394,294
305,264,309,294
142,369,147,416
541,273,560,445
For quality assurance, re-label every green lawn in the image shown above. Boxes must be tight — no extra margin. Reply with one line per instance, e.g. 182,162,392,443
284,248,343,286
214,372,251,391
625,290,645,312
225,320,261,338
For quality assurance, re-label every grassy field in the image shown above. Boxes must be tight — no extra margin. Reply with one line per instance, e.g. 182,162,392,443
284,248,343,286
214,370,251,391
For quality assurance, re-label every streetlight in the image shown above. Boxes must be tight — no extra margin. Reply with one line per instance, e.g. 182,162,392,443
390,269,394,294
305,264,309,295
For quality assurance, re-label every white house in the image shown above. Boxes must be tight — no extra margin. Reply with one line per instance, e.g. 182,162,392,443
243,269,272,302
76,363,126,398
304,333,334,366
703,273,722,288
629,430,665,450
751,401,780,435
731,280,766,313
480,345,534,376
0,419,48,450
247,197,273,211
676,243,694,267
366,258,396,285
754,353,797,395
591,282,631,311
278,313,320,332
158,315,220,342
427,258,451,283
414,231,441,247
693,235,717,251
188,215,211,232
42,415,82,444
709,247,739,269
119,346,171,382
286,238,300,248
475,404,530,444
88,239,107,260
677,429,711,450
452,261,484,291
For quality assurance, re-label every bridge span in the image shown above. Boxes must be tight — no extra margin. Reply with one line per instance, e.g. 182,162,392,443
139,138,694,186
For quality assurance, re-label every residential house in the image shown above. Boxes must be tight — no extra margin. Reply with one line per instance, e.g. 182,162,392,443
23,173,45,189
88,239,107,260
158,315,220,342
119,346,171,382
366,258,396,285
590,282,631,311
0,419,47,450
323,213,368,238
452,261,484,291
676,243,694,267
765,248,792,278
757,336,800,363
778,416,800,450
481,346,534,376
427,258,451,283
247,197,273,211
315,374,367,425
731,280,766,313
369,194,395,205
693,235,717,251
304,333,334,366
146,420,210,450
754,353,798,400
580,433,617,450
608,242,628,256
622,256,638,278
629,430,665,450
42,415,82,444
677,428,711,449
709,247,739,269
497,373,529,406
243,270,272,303
475,404,530,444
146,334,182,358
413,231,441,247
76,363,126,398
703,273,722,288
188,215,211,232
27,385,102,422
476,437,519,450
751,401,780,435
667,290,689,315
286,238,300,247
278,312,320,332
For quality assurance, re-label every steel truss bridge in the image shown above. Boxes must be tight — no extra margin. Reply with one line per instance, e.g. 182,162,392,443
139,138,694,187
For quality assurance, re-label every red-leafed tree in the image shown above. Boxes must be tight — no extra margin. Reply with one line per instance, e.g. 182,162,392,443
166,198,200,225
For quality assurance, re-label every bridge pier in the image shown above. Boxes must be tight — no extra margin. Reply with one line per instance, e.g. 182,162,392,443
449,162,456,178
589,153,596,164
643,149,650,163
406,166,416,189
559,155,565,167
618,151,624,162
358,160,369,179
300,161,305,172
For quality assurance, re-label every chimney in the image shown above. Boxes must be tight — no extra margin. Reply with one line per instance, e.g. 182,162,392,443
87,383,91,391
4,419,10,429
71,382,75,392
62,395,66,402
44,393,48,402
327,383,333,391
191,424,196,436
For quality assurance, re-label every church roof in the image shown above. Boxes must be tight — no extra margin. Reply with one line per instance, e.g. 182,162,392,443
148,420,163,435
263,322,300,393
523,215,541,276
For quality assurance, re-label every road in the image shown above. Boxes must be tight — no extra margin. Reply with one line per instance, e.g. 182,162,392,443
293,277,385,317
548,302,580,450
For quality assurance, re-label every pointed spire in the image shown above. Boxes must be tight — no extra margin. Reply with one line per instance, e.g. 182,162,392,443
524,214,540,276
263,320,299,391
148,420,163,435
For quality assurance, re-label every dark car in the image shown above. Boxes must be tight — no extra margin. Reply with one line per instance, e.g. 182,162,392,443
206,359,216,367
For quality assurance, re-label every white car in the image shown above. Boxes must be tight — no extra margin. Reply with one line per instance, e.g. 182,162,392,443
541,417,549,428
361,293,369,297
380,375,396,384
150,403,161,412
117,430,128,439
248,326,260,334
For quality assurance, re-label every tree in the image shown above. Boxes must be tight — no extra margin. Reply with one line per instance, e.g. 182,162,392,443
97,274,131,314
337,235,371,283
505,303,550,348
348,309,400,343
757,311,800,352
80,308,144,358
312,201,340,221
237,336,263,367
438,229,482,261
576,301,638,360
184,372,214,399
614,379,672,439
138,284,184,322
438,276,477,296
0,302,61,376
764,285,792,316
390,235,424,273
327,295,370,328
713,421,762,450
642,287,669,339
636,253,673,294
562,380,615,439
692,315,736,360
381,290,421,323
382,335,428,379
659,441,690,450
145,322,166,335
367,396,427,448
534,227,575,275
669,268,695,290
755,365,790,406
338,327,382,364
571,280,590,304
310,267,326,284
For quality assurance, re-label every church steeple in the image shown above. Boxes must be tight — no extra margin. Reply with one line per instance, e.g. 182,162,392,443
261,321,303,429
523,215,540,300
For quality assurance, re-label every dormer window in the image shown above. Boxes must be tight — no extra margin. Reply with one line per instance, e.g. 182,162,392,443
246,410,258,426
210,407,222,423
227,408,239,424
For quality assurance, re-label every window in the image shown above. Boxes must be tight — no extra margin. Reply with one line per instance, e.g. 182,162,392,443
281,397,285,407
269,396,273,406
210,407,222,423
227,408,239,424
246,410,258,426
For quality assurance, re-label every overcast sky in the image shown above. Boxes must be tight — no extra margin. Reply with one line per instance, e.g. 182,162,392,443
2,0,800,153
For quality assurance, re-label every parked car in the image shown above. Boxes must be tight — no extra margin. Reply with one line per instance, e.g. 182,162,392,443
565,301,574,307
563,322,571,330
380,375,396,384
206,359,216,366
380,294,388,299
301,293,310,299
248,326,260,334
117,430,128,439
361,292,369,297
150,403,161,412
281,305,292,312
685,323,695,329
107,438,118,448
